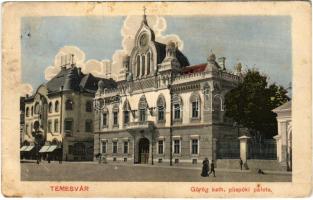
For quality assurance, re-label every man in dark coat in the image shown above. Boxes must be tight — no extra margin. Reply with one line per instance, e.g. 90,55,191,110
201,158,209,177
208,160,216,177
239,158,243,170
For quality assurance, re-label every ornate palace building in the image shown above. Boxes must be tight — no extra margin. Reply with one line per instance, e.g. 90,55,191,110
93,14,243,165
21,59,116,161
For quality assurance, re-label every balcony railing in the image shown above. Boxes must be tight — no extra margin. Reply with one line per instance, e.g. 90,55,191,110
126,121,154,131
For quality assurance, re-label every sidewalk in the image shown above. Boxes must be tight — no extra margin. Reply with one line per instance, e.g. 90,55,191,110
21,159,292,175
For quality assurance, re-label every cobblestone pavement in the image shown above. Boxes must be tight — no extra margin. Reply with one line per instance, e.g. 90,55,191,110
21,161,291,182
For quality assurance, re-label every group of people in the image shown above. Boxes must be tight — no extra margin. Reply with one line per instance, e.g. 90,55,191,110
201,158,246,177
201,158,216,177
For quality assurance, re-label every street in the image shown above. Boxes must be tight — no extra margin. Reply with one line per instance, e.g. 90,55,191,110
21,161,291,182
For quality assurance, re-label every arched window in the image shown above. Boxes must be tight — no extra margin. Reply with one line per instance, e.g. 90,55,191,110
48,102,53,113
113,104,119,127
34,102,40,114
157,95,166,122
85,101,92,112
213,94,223,111
136,55,140,77
190,93,200,119
147,52,151,75
141,55,146,76
173,95,183,120
65,99,73,110
55,101,59,112
138,96,147,122
26,107,29,117
123,100,131,125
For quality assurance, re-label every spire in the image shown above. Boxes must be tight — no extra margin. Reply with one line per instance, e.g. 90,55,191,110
142,6,147,25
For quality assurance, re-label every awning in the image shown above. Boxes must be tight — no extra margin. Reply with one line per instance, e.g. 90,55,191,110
39,145,50,153
20,146,28,151
24,146,35,152
46,145,58,152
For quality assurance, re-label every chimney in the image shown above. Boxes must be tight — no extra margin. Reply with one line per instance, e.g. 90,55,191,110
218,57,226,70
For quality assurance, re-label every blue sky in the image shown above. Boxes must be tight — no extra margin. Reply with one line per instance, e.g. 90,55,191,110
21,16,291,89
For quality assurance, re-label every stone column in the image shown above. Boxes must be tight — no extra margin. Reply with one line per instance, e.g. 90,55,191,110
238,135,250,164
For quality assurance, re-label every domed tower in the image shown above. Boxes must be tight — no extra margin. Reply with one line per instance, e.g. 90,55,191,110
159,41,181,74
63,67,79,91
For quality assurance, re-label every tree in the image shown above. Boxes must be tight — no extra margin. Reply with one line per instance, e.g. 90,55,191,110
224,69,290,139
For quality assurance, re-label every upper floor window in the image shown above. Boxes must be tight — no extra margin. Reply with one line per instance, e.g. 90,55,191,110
55,101,59,112
102,112,108,128
34,102,40,114
113,112,118,126
141,55,146,76
173,95,182,120
124,111,129,125
138,96,147,122
54,119,59,133
85,101,92,112
31,106,33,116
191,93,200,119
123,100,130,125
25,107,29,117
85,119,93,132
136,55,140,77
64,118,73,133
48,102,53,113
65,99,73,110
157,95,166,122
147,52,151,75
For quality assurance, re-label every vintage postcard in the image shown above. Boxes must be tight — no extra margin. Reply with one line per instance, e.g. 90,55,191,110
1,1,312,198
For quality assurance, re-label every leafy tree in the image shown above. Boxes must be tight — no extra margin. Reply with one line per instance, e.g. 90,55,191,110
224,69,290,139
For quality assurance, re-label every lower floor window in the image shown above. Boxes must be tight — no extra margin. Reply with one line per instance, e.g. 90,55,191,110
158,140,164,154
123,141,128,154
192,139,199,154
174,140,180,154
101,141,107,154
113,141,118,154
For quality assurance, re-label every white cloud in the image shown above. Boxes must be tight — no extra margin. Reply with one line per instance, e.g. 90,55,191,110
19,83,33,96
43,15,184,81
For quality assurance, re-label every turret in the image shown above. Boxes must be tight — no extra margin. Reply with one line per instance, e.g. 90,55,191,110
205,52,220,72
63,67,79,91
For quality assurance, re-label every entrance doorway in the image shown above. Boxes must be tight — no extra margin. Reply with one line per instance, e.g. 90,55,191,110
138,138,149,164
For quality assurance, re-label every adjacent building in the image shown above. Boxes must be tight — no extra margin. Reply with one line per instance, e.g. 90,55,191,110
21,61,116,161
93,14,243,165
273,101,292,171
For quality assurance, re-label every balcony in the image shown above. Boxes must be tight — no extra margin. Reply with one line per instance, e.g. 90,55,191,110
126,121,154,132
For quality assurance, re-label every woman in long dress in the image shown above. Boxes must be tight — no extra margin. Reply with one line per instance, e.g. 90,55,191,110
201,158,209,177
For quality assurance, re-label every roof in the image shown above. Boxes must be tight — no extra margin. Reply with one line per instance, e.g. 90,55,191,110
273,101,291,113
154,42,190,67
182,63,207,74
44,66,117,94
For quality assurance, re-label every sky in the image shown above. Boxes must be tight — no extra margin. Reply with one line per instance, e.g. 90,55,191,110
21,15,291,94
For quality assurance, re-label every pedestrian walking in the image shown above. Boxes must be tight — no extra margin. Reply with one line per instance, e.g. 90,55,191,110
239,158,243,170
208,161,216,177
201,158,209,177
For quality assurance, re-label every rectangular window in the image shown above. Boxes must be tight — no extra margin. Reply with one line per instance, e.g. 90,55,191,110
174,104,180,119
158,107,164,121
158,140,164,154
113,112,118,126
85,120,92,132
113,141,118,154
192,101,199,118
124,111,129,125
54,119,59,133
139,109,146,122
192,139,198,154
102,113,107,127
101,141,107,154
123,141,128,154
64,119,73,132
174,140,180,154
48,120,52,133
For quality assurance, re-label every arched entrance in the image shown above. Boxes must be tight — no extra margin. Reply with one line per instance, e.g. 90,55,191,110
138,138,149,164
